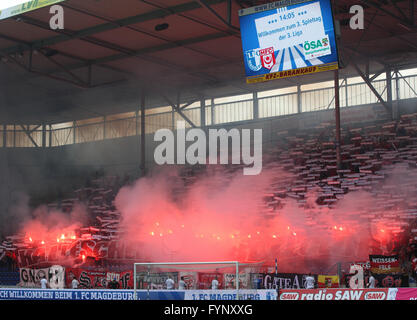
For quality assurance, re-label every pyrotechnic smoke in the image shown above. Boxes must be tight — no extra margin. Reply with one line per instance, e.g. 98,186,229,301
115,163,406,273
9,158,411,274
4,191,31,237
16,200,89,243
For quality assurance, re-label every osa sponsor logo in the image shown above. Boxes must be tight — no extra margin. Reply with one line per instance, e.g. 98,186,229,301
303,35,331,60
303,38,326,51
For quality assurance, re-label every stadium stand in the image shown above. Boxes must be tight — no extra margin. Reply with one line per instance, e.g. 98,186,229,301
3,109,417,285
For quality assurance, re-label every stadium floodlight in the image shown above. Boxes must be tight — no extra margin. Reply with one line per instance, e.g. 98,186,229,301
133,261,242,300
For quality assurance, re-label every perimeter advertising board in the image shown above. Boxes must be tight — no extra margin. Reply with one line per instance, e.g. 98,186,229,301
0,288,277,300
239,0,339,83
279,288,398,300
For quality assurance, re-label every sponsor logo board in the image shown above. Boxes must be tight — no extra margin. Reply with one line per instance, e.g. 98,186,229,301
279,288,394,300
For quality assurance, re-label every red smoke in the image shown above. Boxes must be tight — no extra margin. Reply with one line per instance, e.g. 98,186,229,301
13,162,410,273
114,164,404,273
17,203,88,250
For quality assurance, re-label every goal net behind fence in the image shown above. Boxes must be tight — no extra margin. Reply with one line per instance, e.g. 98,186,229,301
133,261,276,300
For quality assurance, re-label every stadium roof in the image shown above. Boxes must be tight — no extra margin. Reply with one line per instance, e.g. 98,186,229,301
0,0,417,123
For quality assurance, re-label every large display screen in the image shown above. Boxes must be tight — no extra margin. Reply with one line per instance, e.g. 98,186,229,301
239,0,339,84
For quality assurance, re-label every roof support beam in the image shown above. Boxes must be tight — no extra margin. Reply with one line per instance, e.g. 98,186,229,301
37,49,89,87
369,68,386,82
398,70,417,96
227,0,232,25
162,94,197,128
342,45,389,69
360,0,415,27
63,2,226,62
0,32,135,80
390,0,411,22
4,53,90,89
352,62,392,114
195,0,240,31
19,125,39,147
2,0,228,56
180,100,199,110
8,15,224,85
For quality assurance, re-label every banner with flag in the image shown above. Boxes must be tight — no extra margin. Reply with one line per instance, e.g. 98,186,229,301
318,275,339,288
369,255,400,274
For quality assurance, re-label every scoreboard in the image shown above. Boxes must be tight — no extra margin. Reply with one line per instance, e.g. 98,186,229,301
239,0,339,84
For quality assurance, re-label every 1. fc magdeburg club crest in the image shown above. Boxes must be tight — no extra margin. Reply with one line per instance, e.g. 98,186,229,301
245,48,262,72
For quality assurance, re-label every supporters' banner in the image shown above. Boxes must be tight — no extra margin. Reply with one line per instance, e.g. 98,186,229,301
198,273,223,289
395,288,417,300
349,261,370,271
373,274,403,288
343,272,363,289
15,240,144,268
0,288,276,300
19,267,50,287
318,275,339,288
105,271,133,289
369,255,400,274
250,273,318,290
279,288,397,300
135,272,178,290
343,273,402,288
48,265,65,289
223,273,250,289
66,268,107,289
19,266,65,288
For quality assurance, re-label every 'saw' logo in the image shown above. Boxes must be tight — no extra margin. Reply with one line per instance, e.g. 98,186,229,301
259,47,275,70
280,292,299,300
364,291,386,300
